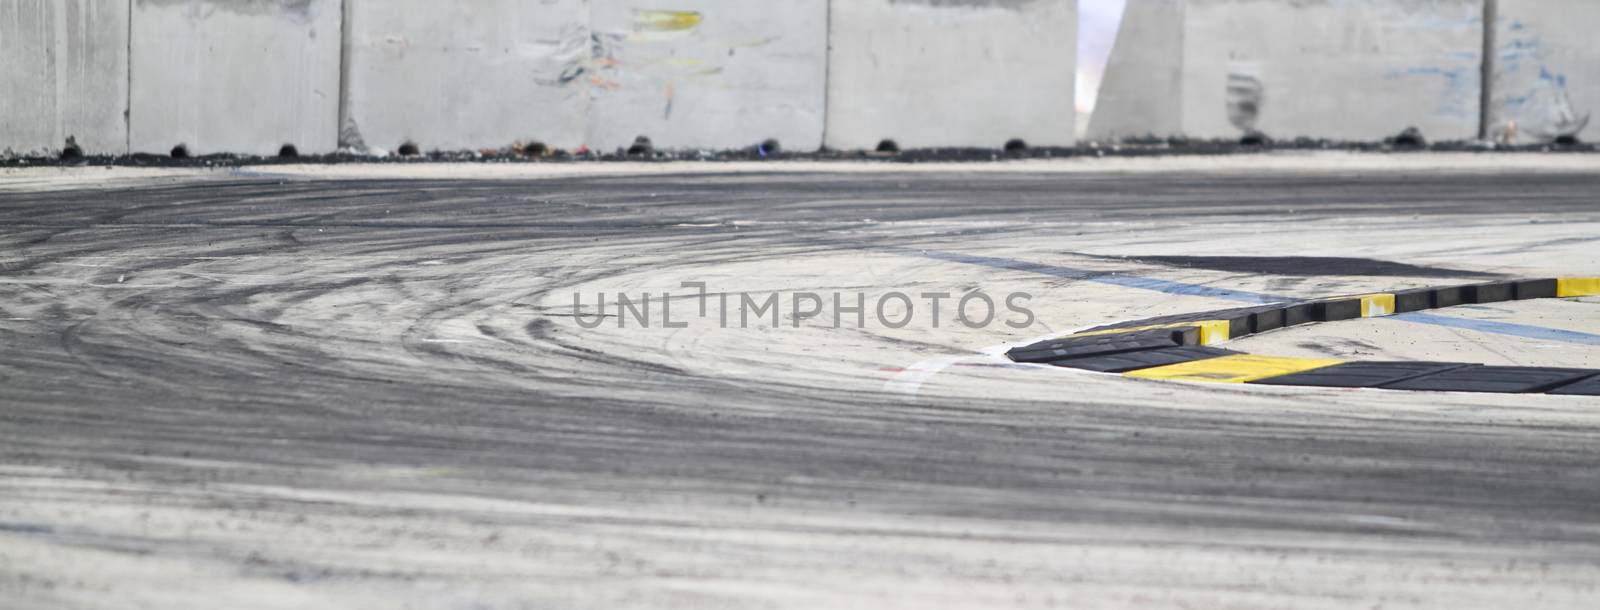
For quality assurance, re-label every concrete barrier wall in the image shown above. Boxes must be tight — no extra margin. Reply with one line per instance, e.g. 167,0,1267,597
1183,0,1482,142
1494,0,1598,143
0,0,129,157
826,0,1078,150
342,0,590,153
8,0,1600,155
589,0,827,152
129,0,342,155
1085,0,1184,142
1092,0,1483,142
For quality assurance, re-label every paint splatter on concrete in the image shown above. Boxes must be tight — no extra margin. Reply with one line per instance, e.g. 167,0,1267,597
633,10,703,31
137,0,318,20
1498,33,1592,142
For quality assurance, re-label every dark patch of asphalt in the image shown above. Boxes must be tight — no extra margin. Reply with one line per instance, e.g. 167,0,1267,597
1068,254,1500,279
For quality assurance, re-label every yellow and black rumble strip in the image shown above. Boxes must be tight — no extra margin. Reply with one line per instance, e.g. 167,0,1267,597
1007,278,1600,395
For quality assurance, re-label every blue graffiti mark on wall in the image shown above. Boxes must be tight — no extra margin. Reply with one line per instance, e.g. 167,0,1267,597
1498,28,1590,140
1360,3,1483,125
1383,63,1480,121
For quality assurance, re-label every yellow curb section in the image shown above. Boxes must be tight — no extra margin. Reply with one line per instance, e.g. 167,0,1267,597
1359,293,1396,317
1068,320,1232,345
1557,278,1600,298
1193,320,1232,345
1125,354,1346,384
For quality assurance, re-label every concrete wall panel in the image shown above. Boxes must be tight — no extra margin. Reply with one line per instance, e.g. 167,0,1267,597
1091,0,1485,143
1180,0,1482,142
1495,0,1600,143
129,0,342,155
0,0,129,157
587,0,827,152
826,0,1078,150
342,0,590,153
1084,0,1184,142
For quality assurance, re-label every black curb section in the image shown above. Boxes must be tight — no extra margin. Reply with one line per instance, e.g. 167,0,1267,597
1009,277,1600,396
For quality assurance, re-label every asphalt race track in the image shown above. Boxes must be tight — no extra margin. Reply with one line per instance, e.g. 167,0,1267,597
3,159,1600,609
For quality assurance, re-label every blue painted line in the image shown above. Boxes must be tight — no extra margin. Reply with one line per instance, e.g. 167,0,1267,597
915,250,1285,303
912,249,1600,346
1091,274,1278,303
1390,312,1600,347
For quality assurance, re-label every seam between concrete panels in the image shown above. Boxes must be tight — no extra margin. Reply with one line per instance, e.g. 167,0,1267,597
583,0,596,150
821,0,833,150
126,0,133,154
337,0,352,149
1479,0,1497,141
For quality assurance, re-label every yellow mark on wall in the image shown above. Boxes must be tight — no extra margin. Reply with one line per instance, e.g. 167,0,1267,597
729,36,780,48
634,10,703,31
